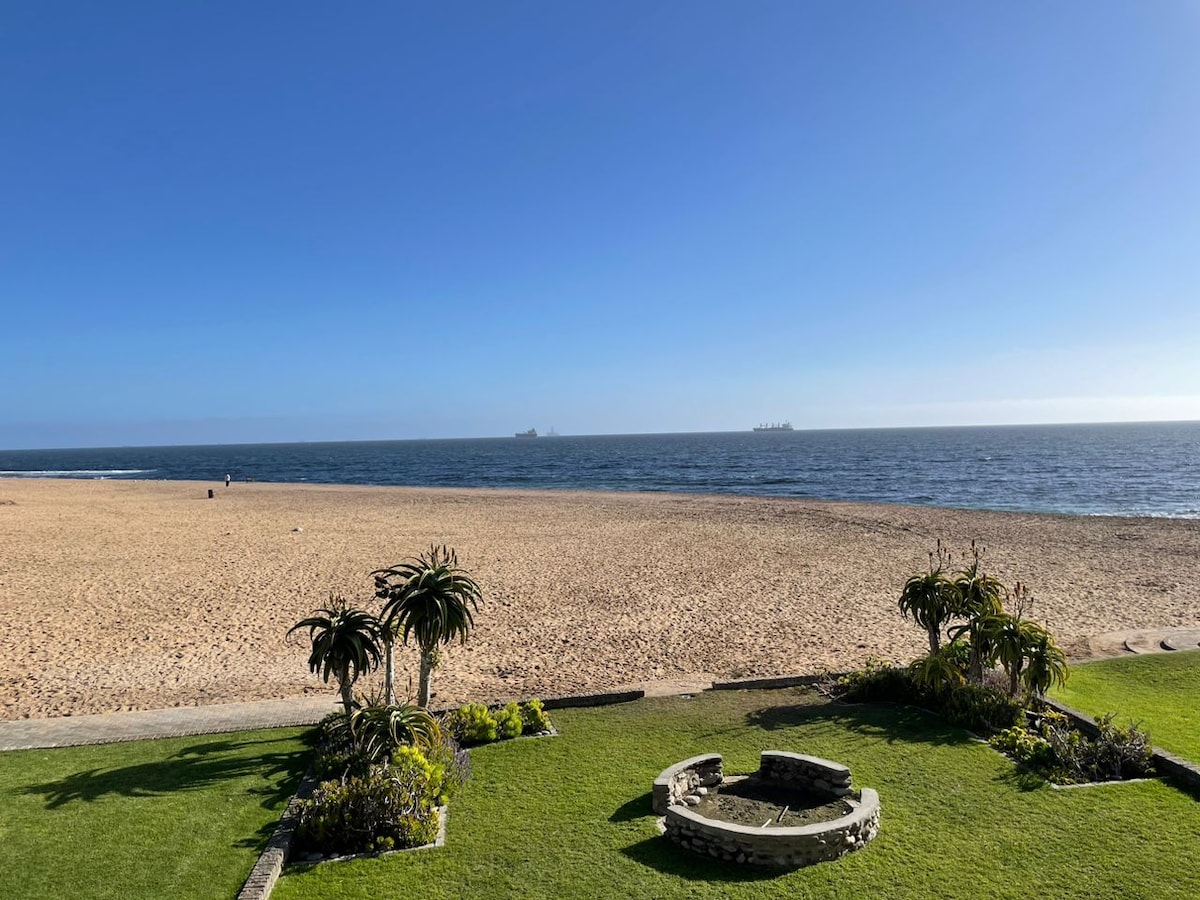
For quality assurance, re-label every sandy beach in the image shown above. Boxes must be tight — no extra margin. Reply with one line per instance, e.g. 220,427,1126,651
1,477,1198,721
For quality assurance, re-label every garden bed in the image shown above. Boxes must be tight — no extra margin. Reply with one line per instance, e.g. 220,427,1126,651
693,777,850,827
656,750,880,868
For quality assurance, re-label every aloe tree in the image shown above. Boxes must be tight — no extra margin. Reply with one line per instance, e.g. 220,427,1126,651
898,543,958,654
373,545,482,707
288,595,383,715
1022,628,1069,700
981,612,1040,696
947,544,1007,683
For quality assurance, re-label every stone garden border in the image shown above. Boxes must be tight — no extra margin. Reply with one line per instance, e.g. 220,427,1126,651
237,774,318,900
1040,697,1200,793
656,750,880,867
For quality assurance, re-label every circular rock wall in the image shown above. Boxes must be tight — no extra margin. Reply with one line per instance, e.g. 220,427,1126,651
655,751,881,867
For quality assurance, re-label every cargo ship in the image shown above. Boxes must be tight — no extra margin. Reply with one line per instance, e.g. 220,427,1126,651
753,422,794,432
515,428,538,438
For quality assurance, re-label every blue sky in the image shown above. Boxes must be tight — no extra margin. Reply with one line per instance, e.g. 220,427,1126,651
3,2,1198,449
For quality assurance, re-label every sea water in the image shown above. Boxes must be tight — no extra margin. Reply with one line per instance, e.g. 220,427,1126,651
0,422,1197,519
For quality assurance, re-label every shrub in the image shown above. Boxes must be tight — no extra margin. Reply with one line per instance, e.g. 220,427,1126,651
519,698,552,735
990,725,1054,768
424,734,471,804
1037,710,1154,783
294,748,443,856
991,710,1155,784
939,682,1024,733
444,703,498,746
940,639,972,675
836,658,923,705
836,658,1022,734
1091,713,1154,779
312,711,370,780
495,702,523,740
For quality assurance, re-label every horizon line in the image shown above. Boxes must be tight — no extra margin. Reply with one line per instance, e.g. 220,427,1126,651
2,417,1198,455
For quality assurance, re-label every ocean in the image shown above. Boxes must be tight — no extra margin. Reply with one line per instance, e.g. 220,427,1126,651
1,422,1197,519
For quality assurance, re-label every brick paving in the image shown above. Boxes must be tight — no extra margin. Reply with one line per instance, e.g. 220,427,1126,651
0,696,340,751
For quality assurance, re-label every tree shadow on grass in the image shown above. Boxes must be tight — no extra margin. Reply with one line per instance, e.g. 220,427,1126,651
22,734,308,810
609,791,654,823
620,835,788,883
745,699,976,749
1167,775,1200,802
993,767,1049,793
232,818,284,850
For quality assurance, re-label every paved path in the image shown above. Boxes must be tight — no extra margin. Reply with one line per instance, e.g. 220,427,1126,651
1117,628,1200,655
0,696,340,752
1080,627,1200,658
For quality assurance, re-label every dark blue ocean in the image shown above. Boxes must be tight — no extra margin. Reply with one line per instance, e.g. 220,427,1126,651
1,422,1198,519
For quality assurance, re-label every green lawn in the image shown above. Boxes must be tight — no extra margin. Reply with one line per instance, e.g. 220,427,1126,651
1052,649,1200,763
0,727,309,900
274,689,1200,900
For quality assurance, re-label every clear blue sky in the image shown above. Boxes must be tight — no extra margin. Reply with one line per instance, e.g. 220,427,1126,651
3,2,1198,449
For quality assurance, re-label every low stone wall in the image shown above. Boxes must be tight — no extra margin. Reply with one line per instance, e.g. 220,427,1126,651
710,674,829,691
759,751,853,798
237,774,317,900
540,689,645,710
655,751,880,867
652,754,724,815
663,788,880,867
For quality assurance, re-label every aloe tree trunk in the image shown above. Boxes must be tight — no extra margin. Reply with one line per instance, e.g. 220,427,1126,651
417,649,434,708
338,664,355,716
968,648,983,684
966,624,986,684
384,635,396,705
927,627,941,657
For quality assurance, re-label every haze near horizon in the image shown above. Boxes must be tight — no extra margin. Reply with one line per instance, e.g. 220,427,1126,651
3,2,1198,450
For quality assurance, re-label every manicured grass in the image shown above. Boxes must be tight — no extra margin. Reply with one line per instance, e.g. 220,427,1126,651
273,689,1200,900
1053,649,1200,762
0,727,309,900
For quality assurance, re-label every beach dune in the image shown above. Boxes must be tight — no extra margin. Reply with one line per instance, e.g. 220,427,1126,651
2,478,1199,721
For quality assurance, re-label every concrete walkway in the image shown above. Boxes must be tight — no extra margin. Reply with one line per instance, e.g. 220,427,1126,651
1097,627,1200,655
0,696,340,752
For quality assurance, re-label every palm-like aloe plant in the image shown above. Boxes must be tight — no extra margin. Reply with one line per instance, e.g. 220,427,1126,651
324,703,442,765
898,544,957,654
981,612,1044,696
1022,628,1069,699
287,595,383,715
908,649,966,695
373,545,482,707
947,545,1007,683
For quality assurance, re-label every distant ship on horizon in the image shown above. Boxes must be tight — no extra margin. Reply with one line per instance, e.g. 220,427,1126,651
753,422,794,432
515,428,538,438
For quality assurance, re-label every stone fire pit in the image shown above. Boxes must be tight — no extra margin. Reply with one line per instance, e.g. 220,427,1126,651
652,751,880,867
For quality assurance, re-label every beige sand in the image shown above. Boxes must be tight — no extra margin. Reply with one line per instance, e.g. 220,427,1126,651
2,478,1199,721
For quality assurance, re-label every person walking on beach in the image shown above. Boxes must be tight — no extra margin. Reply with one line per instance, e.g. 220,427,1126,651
225,473,231,487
